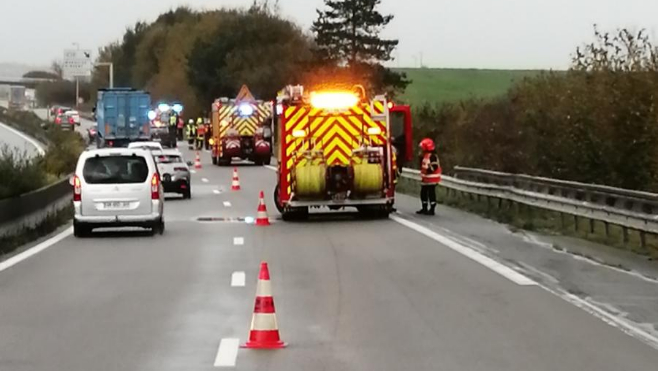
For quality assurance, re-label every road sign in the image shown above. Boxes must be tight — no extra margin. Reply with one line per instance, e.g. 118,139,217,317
63,49,92,77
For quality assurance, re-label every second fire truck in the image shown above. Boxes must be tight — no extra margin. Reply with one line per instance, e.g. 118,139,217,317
210,85,273,166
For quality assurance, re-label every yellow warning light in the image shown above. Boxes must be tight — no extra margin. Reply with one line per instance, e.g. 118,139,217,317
387,102,394,109
209,138,215,145
310,91,359,110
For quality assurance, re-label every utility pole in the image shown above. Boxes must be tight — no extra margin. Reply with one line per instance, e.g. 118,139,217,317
96,62,114,88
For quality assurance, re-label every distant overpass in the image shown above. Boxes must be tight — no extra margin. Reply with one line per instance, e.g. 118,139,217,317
0,77,58,89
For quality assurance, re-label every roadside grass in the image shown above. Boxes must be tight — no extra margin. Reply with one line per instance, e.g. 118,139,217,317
396,176,658,259
394,68,542,105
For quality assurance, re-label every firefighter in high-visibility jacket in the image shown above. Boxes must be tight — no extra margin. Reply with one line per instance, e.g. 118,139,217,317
186,119,196,149
168,114,178,148
417,138,442,215
195,117,205,150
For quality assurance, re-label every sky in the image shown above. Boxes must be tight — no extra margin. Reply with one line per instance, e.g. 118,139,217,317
2,0,658,70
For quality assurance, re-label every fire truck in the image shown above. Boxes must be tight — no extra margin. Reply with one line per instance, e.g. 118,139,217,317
210,85,273,166
273,85,413,220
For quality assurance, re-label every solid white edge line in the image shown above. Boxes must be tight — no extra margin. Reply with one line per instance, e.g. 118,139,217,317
223,201,232,207
0,227,73,273
214,338,240,367
264,165,277,172
390,215,536,286
231,271,246,287
0,121,46,156
233,237,244,245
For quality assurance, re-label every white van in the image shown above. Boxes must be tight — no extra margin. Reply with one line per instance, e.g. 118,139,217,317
72,148,165,237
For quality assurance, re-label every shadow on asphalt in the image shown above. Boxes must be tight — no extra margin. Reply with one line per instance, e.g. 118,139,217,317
83,229,155,238
276,211,388,224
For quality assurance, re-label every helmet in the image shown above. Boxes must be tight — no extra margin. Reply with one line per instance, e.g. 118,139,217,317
188,119,194,124
419,138,435,152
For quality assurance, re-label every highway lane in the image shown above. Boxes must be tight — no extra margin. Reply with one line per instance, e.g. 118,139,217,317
1,146,658,370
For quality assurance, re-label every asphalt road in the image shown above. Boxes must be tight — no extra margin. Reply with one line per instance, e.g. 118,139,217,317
1,145,658,371
0,101,44,158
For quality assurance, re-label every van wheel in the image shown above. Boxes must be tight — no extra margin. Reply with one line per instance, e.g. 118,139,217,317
183,188,192,199
152,218,165,236
74,222,91,238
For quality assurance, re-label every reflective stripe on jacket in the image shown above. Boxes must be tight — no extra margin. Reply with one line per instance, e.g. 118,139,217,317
420,152,441,184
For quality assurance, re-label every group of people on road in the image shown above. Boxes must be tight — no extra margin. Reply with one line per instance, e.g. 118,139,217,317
185,116,212,150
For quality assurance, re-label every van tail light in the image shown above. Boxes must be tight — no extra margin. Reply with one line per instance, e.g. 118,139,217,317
151,173,160,200
55,117,61,124
69,117,75,124
73,175,82,201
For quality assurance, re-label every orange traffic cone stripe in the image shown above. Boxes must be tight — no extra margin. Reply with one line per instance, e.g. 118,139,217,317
194,152,202,169
231,168,241,191
255,190,270,226
243,262,286,349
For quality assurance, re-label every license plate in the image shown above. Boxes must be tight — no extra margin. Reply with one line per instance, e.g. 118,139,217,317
103,201,130,209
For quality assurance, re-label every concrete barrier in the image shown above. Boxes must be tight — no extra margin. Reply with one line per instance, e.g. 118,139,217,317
0,177,72,237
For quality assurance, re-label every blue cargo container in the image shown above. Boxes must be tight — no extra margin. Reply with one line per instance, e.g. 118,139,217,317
95,88,151,147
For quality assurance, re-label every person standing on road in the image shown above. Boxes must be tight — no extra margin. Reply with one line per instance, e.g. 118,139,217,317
168,114,178,148
417,138,442,215
195,117,205,150
186,119,196,149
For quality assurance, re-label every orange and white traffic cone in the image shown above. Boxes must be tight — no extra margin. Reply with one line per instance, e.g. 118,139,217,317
231,168,241,191
255,191,270,226
194,151,202,169
243,262,286,349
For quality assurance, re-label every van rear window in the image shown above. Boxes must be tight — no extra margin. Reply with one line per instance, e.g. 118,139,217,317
83,156,149,184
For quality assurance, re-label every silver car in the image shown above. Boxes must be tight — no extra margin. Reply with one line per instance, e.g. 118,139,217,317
153,149,192,199
72,148,165,237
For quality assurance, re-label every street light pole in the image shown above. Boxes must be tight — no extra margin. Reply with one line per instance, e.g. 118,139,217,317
96,62,114,88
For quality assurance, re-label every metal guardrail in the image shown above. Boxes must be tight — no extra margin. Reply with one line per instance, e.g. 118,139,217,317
400,167,658,238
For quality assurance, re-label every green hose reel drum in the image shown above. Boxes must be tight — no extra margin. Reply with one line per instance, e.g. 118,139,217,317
294,164,327,197
353,163,383,195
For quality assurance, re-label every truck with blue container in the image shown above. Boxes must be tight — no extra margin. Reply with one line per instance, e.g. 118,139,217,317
95,88,151,148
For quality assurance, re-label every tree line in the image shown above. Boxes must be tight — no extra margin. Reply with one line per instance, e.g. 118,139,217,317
415,27,658,192
83,0,405,117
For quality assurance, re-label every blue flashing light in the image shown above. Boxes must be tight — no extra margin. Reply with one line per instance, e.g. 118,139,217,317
158,103,170,112
238,103,254,117
172,104,183,113
147,110,157,121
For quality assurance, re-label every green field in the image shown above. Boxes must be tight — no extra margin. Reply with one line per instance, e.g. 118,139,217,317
394,68,542,105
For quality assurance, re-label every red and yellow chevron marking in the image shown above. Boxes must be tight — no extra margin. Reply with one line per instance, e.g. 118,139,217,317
213,102,272,138
280,103,388,195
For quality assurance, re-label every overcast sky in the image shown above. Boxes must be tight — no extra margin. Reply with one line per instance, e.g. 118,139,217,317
3,0,658,69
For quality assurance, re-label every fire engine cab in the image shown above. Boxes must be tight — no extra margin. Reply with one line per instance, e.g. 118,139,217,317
274,85,413,220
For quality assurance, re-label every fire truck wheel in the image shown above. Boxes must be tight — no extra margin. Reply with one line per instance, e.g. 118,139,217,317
273,185,285,213
262,156,272,166
218,157,231,166
211,156,218,165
